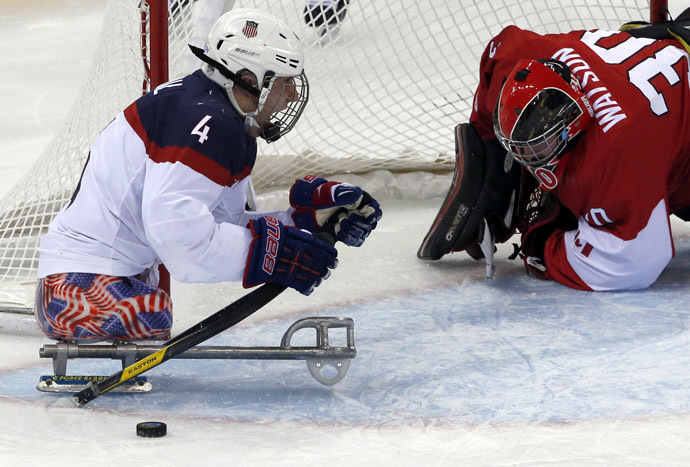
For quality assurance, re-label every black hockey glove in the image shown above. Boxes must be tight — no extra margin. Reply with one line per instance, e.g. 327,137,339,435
520,193,577,279
621,6,690,54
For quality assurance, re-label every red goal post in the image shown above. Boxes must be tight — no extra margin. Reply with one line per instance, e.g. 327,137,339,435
651,0,670,22
0,0,666,312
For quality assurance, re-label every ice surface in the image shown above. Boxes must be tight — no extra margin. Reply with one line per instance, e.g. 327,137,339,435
2,1,690,466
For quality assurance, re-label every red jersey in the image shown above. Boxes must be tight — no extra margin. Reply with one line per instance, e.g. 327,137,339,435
470,26,690,290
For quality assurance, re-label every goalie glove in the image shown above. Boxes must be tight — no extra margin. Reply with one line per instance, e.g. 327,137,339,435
520,193,577,279
290,175,382,247
243,217,338,296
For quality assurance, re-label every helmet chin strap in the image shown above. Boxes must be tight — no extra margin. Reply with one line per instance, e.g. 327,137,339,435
222,82,260,129
232,78,283,142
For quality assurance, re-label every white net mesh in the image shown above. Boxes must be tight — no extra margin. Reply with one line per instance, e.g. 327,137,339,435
0,0,651,291
243,0,652,186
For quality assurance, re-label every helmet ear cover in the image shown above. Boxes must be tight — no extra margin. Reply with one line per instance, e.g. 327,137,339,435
258,70,276,106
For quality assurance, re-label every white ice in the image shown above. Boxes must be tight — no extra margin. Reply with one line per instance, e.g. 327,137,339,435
2,1,690,466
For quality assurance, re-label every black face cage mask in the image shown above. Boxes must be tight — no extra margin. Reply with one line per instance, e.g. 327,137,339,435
260,72,309,143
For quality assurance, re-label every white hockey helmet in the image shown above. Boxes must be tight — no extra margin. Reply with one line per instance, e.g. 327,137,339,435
190,8,309,142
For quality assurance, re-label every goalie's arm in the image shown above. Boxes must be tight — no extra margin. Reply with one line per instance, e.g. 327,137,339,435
524,199,673,291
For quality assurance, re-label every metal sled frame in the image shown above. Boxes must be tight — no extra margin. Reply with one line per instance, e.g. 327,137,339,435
39,317,356,387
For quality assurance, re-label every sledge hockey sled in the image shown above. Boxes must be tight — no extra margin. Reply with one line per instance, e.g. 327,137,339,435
37,316,356,392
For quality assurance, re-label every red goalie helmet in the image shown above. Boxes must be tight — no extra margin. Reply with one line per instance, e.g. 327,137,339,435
493,59,594,168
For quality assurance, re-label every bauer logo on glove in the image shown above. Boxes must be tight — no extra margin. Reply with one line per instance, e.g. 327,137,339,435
289,176,382,247
244,216,338,296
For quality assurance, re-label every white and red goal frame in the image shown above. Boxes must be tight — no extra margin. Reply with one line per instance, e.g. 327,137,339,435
0,0,668,312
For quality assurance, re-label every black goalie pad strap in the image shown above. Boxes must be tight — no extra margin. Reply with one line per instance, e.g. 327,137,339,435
621,7,690,54
673,206,690,222
417,122,522,260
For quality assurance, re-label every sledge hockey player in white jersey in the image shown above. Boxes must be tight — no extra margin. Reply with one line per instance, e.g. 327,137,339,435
34,8,382,342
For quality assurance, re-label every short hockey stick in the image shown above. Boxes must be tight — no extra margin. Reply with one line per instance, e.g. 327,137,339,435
72,281,287,407
73,227,337,407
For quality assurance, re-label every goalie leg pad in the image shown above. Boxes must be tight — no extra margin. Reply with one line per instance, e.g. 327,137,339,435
417,122,522,260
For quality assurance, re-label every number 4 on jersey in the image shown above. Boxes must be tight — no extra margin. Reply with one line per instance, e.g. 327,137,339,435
192,115,213,144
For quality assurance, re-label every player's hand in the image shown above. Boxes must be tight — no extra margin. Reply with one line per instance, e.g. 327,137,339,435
520,194,576,278
290,175,382,247
243,217,338,295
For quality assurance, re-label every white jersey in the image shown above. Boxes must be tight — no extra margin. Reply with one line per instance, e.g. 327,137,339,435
38,70,293,284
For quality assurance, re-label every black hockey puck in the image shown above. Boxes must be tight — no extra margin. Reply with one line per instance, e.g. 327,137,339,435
136,421,167,438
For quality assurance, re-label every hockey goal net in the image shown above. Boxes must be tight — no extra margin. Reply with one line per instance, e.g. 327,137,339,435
0,0,663,310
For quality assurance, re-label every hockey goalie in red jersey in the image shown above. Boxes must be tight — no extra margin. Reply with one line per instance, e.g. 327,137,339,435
419,10,690,291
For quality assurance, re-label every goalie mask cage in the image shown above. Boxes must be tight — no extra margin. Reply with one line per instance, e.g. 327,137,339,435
0,0,665,310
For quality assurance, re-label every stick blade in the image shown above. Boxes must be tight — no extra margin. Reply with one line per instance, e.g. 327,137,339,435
72,384,100,407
